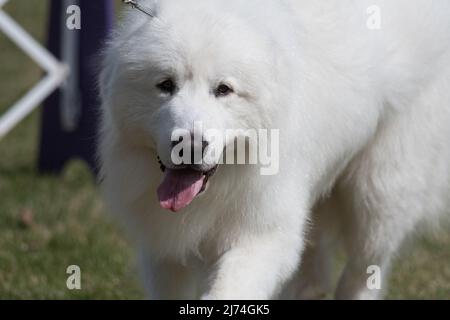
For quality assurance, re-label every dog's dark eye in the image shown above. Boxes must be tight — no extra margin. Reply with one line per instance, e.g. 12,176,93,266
215,84,233,97
157,79,176,94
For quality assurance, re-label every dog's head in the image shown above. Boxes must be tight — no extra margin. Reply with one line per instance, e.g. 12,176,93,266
100,0,291,211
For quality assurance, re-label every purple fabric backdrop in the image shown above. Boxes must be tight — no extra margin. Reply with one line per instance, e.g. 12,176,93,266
38,0,114,177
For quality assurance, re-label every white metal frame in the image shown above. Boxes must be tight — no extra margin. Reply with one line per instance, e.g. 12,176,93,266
0,0,68,140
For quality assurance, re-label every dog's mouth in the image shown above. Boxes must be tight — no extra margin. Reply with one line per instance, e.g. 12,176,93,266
156,157,218,212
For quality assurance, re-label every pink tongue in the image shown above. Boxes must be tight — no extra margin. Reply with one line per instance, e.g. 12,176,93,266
157,169,205,212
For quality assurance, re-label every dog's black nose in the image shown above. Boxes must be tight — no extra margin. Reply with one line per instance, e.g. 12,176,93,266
171,136,184,149
171,135,209,165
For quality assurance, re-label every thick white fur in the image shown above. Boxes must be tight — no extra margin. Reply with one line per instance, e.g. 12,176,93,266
99,0,450,299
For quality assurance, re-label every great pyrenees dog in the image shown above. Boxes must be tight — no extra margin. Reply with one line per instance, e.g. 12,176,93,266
98,0,450,299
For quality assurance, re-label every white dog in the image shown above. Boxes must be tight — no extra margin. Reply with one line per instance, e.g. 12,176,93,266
98,0,450,299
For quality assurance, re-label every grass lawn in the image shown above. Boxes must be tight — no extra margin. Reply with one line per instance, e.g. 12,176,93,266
0,0,449,299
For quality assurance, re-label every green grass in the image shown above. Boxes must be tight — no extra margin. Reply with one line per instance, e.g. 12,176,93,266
0,0,449,300
0,0,143,299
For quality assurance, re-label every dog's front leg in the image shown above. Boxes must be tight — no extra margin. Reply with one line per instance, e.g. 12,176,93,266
202,227,304,300
139,248,201,300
